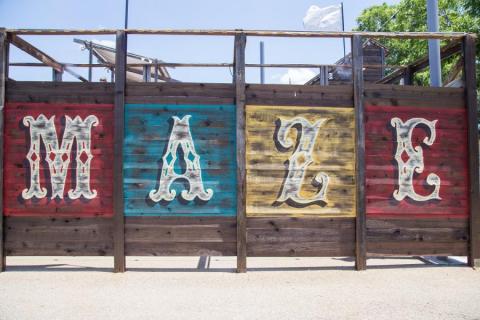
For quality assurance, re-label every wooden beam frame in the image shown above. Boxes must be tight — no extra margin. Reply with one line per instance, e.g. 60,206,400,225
7,33,63,72
352,35,367,270
234,33,247,273
463,34,480,268
0,29,7,272
113,30,127,273
6,29,468,39
7,33,87,82
378,40,463,84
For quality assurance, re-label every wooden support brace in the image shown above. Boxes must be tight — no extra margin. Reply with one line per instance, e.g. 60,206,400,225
352,35,367,271
234,33,247,273
0,30,6,272
463,34,480,269
113,30,127,273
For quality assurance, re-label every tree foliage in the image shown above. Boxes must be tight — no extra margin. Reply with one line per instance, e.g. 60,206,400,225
355,0,480,89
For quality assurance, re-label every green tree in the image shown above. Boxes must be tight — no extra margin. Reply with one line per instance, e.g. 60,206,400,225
355,0,479,91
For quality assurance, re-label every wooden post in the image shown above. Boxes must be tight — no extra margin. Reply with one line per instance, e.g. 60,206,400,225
52,68,62,82
352,35,366,270
143,65,151,82
463,34,480,268
154,59,159,83
113,30,127,273
0,29,7,272
88,41,93,82
234,33,247,273
403,66,413,85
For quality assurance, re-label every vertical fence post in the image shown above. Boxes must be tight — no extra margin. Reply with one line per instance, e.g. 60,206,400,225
463,34,480,268
113,30,127,273
88,41,93,82
234,32,247,273
352,35,367,270
0,29,7,272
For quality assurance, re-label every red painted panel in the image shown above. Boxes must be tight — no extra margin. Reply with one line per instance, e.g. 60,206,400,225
4,102,114,217
365,105,468,218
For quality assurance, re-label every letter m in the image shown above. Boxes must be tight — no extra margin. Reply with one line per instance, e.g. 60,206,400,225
22,114,99,200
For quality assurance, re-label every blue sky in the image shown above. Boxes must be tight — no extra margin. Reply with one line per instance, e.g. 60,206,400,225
0,0,399,83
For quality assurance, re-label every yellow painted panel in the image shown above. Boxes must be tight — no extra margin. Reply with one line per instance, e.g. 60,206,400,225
246,105,356,217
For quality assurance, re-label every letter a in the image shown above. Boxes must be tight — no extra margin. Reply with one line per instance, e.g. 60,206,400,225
149,115,213,202
275,117,329,205
391,117,441,202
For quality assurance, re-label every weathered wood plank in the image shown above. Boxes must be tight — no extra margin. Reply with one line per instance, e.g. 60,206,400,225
6,81,115,104
365,104,468,218
4,217,113,256
123,104,237,217
125,217,236,256
3,102,114,217
246,84,353,107
246,105,355,217
352,35,366,271
113,30,126,273
247,217,355,257
366,218,469,256
463,35,480,268
235,33,247,273
0,29,6,271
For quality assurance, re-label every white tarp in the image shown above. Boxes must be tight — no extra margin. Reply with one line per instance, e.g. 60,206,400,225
303,4,343,31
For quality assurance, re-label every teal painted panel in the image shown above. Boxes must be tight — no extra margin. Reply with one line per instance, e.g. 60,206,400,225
124,104,237,216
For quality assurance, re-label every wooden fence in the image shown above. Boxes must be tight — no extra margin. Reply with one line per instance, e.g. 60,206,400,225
0,29,478,273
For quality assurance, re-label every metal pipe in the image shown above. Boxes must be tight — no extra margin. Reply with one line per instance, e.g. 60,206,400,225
341,2,346,59
427,0,442,86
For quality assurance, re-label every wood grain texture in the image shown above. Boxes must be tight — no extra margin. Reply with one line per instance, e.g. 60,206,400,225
3,102,114,217
113,30,127,272
352,35,366,270
247,217,355,256
246,105,355,217
125,82,235,105
246,84,353,107
4,216,113,256
234,33,247,272
367,218,468,256
463,34,480,267
123,104,237,216
0,30,6,271
125,217,236,256
365,105,468,218
364,84,465,109
6,81,114,104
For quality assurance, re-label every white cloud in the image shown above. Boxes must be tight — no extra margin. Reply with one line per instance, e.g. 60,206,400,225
279,68,317,84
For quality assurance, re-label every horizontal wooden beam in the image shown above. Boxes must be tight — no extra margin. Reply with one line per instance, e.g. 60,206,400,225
10,62,402,69
5,29,471,39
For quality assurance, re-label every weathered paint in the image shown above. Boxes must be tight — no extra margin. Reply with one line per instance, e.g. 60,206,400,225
4,102,114,217
124,104,237,216
365,105,469,218
245,105,356,217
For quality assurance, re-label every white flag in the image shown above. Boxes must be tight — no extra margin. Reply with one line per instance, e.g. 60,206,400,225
303,4,343,31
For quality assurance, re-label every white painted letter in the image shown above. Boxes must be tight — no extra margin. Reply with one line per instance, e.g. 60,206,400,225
149,115,213,202
391,117,441,202
275,117,329,205
22,114,99,200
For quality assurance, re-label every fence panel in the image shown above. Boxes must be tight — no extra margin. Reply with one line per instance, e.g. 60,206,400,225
364,84,469,256
4,82,114,256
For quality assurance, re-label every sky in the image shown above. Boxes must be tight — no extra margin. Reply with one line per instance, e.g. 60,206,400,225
0,0,400,83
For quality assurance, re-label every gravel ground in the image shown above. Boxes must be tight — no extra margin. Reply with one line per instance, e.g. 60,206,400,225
0,256,479,320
